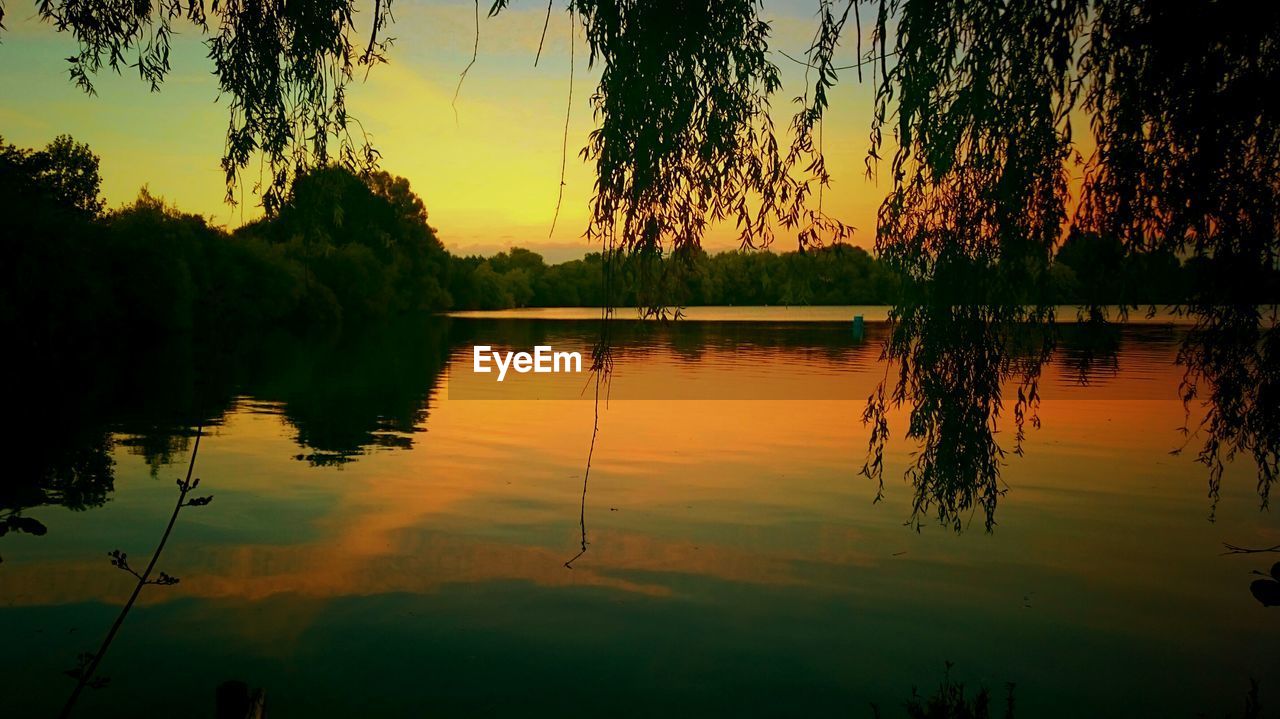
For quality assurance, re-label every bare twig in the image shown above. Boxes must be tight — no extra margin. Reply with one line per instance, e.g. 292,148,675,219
548,5,573,238
564,374,599,570
778,48,898,72
534,0,553,67
60,425,211,718
1222,542,1280,555
452,0,480,126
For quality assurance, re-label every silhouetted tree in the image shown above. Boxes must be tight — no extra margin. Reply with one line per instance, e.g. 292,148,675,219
0,134,105,216
840,0,1280,525
4,0,394,212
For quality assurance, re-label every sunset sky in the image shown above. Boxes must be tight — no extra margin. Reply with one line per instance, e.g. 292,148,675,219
0,1,889,261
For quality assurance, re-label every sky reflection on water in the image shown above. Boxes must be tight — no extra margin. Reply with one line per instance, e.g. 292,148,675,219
1,313,1276,717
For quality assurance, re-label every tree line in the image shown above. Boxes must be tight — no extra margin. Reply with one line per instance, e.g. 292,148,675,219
1,134,1247,354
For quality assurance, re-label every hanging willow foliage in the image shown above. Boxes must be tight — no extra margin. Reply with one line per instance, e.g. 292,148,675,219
582,0,850,250
14,1,1277,271
493,0,854,315
1077,1,1280,511
853,0,1086,529
868,0,1085,290
18,0,852,248
8,0,1277,522
849,0,1280,527
23,0,395,214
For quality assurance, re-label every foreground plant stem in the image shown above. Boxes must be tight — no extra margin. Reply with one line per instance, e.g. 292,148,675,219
60,424,208,718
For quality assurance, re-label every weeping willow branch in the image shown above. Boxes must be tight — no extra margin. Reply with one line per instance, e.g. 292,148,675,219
534,0,554,66
850,0,1280,526
23,0,396,215
565,356,604,569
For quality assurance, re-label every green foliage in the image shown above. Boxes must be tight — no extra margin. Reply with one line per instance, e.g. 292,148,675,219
0,134,105,216
1,137,453,350
443,239,1213,311
444,244,906,310
562,0,847,273
0,132,1255,355
246,166,454,320
21,0,395,214
1054,230,1187,306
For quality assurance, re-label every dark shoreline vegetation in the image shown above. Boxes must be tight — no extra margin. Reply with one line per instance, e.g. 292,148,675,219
3,134,1251,355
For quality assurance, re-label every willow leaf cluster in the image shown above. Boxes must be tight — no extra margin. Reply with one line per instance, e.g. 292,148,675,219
1079,2,1280,508
570,0,837,270
19,0,396,214
490,0,855,316
845,0,1279,528
851,0,1083,530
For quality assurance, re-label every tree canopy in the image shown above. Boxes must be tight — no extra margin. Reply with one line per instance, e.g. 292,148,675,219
8,2,1275,280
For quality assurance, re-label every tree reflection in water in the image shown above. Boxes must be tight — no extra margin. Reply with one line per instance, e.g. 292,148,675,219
852,0,1279,534
1176,305,1278,513
860,302,1276,533
0,318,450,559
861,303,1055,533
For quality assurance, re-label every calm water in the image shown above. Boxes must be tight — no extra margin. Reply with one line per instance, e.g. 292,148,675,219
2,309,1276,717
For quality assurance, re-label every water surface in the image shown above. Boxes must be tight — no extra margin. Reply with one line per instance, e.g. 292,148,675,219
2,312,1276,717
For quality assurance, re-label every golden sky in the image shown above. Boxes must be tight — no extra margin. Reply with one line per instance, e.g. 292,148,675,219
0,2,890,260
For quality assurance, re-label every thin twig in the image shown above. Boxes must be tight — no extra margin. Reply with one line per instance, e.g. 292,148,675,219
778,48,898,72
452,0,480,126
566,207,615,569
60,426,206,719
564,371,599,569
1222,542,1280,555
364,0,383,61
854,0,862,83
548,6,573,238
534,0,553,67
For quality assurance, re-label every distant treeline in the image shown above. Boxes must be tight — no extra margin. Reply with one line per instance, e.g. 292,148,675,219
0,134,1246,352
451,232,1205,310
448,245,901,309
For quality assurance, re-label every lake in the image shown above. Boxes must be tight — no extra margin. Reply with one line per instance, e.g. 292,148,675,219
2,307,1276,717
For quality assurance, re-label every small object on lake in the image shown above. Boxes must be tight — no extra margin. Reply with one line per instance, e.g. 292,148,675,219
1250,562,1280,607
852,315,865,341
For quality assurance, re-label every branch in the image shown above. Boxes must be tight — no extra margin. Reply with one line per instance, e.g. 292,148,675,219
777,48,898,72
452,0,480,126
1221,542,1280,555
534,0,553,67
60,425,208,718
548,5,573,238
